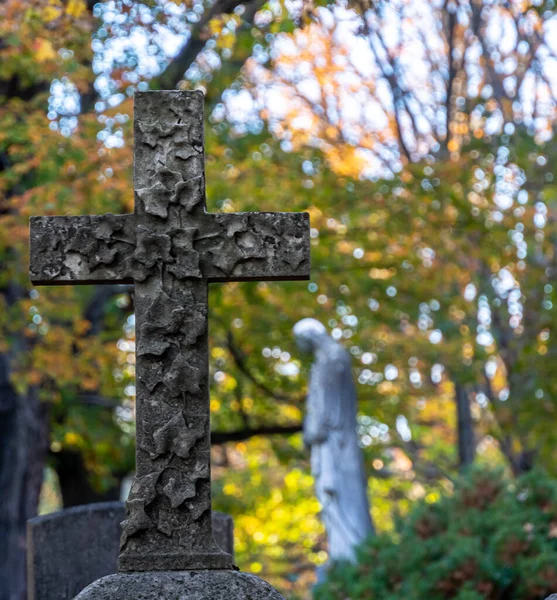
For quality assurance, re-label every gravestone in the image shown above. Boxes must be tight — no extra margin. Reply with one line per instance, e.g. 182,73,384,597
29,90,310,599
27,503,234,600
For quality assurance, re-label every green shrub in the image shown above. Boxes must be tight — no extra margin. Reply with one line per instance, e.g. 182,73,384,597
315,469,557,600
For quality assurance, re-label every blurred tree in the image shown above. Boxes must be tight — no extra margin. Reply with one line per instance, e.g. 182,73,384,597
236,0,557,475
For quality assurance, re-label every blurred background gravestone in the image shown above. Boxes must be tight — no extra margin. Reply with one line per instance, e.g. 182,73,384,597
27,503,233,600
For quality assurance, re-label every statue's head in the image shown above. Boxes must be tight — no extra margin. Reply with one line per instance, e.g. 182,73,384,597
293,318,327,353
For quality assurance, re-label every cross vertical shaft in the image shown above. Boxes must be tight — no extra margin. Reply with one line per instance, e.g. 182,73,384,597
119,92,230,570
29,90,310,573
129,278,220,571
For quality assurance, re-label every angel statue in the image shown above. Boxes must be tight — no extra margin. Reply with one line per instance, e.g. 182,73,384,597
293,318,374,571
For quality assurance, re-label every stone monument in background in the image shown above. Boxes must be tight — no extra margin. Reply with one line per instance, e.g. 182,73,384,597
294,318,374,571
29,90,310,599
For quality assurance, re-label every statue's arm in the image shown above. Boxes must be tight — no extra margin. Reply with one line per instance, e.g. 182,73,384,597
303,365,328,446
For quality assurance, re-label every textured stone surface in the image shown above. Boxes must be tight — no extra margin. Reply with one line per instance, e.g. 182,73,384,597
27,504,235,600
74,571,285,600
29,90,310,573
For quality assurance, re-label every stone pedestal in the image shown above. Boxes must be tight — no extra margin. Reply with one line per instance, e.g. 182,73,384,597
74,570,285,600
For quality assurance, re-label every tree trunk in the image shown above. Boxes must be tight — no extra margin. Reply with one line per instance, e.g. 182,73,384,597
498,434,536,477
0,354,49,600
455,382,475,468
55,449,123,508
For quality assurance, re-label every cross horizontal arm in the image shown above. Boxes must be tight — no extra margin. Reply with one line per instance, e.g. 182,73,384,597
30,214,135,285
198,211,310,282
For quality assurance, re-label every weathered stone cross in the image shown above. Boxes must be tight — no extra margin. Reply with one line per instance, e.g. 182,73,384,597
30,91,309,572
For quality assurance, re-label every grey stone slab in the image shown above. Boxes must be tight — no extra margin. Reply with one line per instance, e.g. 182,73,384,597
27,502,124,600
29,90,310,573
73,571,285,600
210,511,234,557
27,503,234,600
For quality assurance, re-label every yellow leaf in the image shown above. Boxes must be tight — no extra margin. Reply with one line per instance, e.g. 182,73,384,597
208,17,224,36
64,432,81,446
43,5,62,22
73,318,91,336
35,39,57,63
81,377,98,391
28,370,42,386
66,0,86,18
250,562,263,574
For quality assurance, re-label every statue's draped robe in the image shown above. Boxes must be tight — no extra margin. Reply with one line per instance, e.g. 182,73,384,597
304,337,374,563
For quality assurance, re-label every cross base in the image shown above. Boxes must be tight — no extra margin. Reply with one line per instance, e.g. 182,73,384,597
119,550,233,572
74,570,286,600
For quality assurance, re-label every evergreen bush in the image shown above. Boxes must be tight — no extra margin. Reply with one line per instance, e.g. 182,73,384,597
315,469,557,600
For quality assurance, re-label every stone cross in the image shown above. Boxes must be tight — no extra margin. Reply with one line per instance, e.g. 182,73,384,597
30,91,310,573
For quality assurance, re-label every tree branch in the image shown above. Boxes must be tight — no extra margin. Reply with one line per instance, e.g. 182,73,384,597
367,31,412,161
225,330,304,405
397,436,454,482
470,1,512,117
75,393,301,445
443,0,458,149
75,394,121,408
84,284,133,335
152,0,266,90
211,423,302,444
